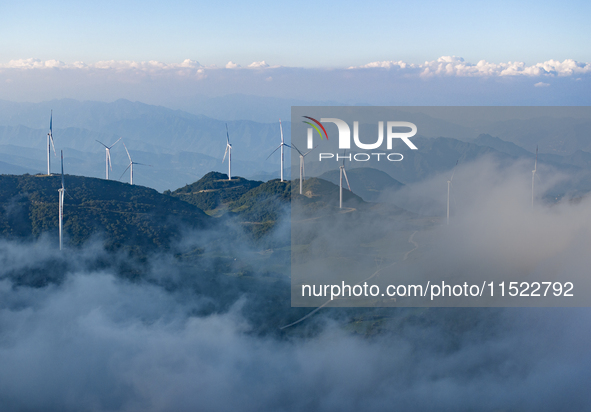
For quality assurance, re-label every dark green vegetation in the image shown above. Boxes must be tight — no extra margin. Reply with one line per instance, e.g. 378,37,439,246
0,170,370,252
294,177,365,212
0,174,210,253
167,172,289,239
168,171,374,238
0,171,313,332
167,172,263,213
0,168,404,254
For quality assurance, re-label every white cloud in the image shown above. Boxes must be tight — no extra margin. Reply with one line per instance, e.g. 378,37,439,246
0,58,203,73
0,58,284,74
4,56,588,79
0,58,67,69
247,61,269,69
0,56,590,106
350,56,591,78
534,82,550,87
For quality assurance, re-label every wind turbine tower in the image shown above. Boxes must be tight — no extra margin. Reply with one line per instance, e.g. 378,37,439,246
532,146,538,208
339,151,351,209
47,111,56,175
121,142,149,185
267,120,291,182
96,138,122,180
292,143,316,195
58,151,65,250
447,160,458,225
223,124,232,180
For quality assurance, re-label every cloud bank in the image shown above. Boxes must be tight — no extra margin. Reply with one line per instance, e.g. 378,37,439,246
1,56,591,110
350,56,591,77
0,154,591,410
3,56,590,78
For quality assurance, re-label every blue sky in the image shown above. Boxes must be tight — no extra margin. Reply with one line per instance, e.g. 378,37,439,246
1,0,590,67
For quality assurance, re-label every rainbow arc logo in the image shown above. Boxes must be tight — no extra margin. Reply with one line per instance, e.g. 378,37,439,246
302,116,328,140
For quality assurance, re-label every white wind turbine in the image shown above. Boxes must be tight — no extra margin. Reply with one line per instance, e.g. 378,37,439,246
58,150,65,250
292,143,317,195
339,151,351,209
222,123,232,180
47,110,57,175
267,120,291,182
447,160,458,225
532,146,538,208
121,142,150,185
96,137,122,180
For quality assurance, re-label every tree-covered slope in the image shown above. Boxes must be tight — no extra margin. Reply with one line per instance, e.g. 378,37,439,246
0,174,210,251
168,171,262,212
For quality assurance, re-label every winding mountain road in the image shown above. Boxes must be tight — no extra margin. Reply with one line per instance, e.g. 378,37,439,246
280,230,419,330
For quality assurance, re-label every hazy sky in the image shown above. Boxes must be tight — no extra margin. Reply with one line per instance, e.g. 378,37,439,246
1,2,590,107
1,1,590,68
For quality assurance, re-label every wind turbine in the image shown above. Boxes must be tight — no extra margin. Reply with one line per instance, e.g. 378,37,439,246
267,120,290,182
58,150,65,250
292,143,317,195
96,138,122,180
447,160,458,225
222,123,232,180
47,110,56,175
121,142,149,185
532,146,538,208
339,150,351,209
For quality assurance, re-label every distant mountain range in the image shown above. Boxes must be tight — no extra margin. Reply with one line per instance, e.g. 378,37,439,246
1,99,590,196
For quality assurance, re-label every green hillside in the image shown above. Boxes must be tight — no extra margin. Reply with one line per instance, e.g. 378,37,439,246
0,174,210,252
295,177,365,209
168,171,262,213
227,179,291,238
0,171,385,248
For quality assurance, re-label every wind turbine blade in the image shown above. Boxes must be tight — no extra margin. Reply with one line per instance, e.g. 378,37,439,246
450,159,458,182
266,145,281,160
223,146,229,162
133,162,151,167
120,164,131,180
279,120,284,144
61,150,64,188
302,157,305,180
291,143,303,156
226,123,230,144
284,144,291,149
343,168,351,191
49,135,57,156
95,140,109,149
107,150,113,171
534,145,538,171
123,142,132,162
109,137,122,149
303,145,318,157
50,110,52,134
342,150,347,166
